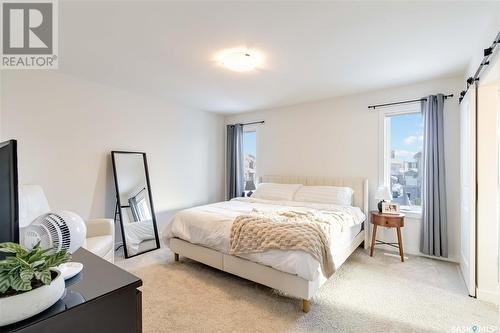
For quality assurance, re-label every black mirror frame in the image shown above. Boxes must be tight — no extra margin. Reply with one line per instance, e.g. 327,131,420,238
111,150,161,259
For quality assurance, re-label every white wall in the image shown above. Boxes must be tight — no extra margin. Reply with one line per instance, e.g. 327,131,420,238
226,76,463,262
1,71,225,235
465,3,499,78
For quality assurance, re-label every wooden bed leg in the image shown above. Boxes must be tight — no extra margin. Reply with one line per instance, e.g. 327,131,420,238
302,299,310,313
174,253,179,262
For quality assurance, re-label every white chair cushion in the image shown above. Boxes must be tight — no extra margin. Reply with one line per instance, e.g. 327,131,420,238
84,235,113,258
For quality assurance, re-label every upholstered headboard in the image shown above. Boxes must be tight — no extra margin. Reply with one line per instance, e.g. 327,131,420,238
259,175,369,216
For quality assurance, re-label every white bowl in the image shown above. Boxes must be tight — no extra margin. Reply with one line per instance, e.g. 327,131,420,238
58,262,83,280
0,269,65,326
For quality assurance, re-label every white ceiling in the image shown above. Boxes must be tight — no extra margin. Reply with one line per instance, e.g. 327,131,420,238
59,1,498,114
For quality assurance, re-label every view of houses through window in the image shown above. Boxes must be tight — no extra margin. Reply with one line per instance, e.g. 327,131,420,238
243,131,257,193
386,112,423,210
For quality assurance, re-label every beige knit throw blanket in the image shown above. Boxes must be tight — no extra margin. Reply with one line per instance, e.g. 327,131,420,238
229,209,347,278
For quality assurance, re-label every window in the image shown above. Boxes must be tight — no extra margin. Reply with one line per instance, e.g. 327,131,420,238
381,107,423,212
129,189,152,222
242,130,257,191
136,197,152,221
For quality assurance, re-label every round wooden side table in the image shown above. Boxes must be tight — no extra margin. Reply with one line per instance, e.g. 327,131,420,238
370,211,405,262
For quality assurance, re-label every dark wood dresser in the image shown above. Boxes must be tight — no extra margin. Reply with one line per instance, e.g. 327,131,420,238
1,248,142,333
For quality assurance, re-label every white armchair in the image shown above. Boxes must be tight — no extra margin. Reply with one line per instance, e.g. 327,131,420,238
84,218,115,262
19,185,115,263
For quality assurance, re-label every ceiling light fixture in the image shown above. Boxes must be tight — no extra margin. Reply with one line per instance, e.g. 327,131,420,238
216,48,263,72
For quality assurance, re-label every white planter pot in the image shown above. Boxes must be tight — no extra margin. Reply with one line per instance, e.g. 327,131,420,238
0,269,65,327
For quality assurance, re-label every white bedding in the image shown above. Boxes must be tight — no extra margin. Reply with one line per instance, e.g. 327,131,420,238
124,219,155,255
165,197,366,281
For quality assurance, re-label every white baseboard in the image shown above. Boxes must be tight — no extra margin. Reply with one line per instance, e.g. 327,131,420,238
476,288,499,304
418,253,459,263
373,244,459,263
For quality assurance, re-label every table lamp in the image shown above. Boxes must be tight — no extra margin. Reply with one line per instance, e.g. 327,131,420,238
374,186,392,213
245,179,256,196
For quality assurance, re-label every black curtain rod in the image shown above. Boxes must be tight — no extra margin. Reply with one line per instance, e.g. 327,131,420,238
227,121,265,126
242,121,264,126
131,187,146,199
368,94,454,110
459,31,500,103
228,121,265,126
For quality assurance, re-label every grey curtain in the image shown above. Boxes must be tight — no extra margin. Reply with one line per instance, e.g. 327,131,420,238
226,124,244,200
420,94,448,257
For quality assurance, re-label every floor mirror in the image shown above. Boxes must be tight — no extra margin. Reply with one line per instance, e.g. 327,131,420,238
111,151,160,258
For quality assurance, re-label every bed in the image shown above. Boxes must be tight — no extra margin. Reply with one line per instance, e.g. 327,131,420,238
123,219,156,255
166,176,369,312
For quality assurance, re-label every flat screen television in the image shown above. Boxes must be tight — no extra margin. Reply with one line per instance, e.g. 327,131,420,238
0,139,19,246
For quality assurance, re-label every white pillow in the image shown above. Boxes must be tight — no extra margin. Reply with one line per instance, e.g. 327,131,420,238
251,183,303,201
294,186,353,206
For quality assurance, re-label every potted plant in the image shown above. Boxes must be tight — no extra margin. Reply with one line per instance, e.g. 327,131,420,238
0,242,71,326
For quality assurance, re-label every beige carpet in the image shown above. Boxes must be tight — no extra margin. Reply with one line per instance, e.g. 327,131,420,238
117,248,498,333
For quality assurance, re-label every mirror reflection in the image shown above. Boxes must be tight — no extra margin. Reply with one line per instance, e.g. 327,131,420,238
112,151,160,258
